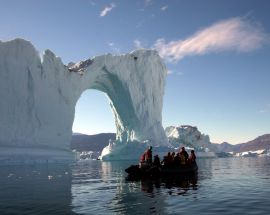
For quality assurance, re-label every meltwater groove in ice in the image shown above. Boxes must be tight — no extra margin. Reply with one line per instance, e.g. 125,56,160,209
0,39,168,161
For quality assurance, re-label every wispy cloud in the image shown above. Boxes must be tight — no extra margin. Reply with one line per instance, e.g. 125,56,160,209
133,40,143,49
139,0,153,11
153,17,268,62
166,70,183,76
161,5,168,11
100,3,115,17
144,0,152,7
108,42,115,47
107,42,120,54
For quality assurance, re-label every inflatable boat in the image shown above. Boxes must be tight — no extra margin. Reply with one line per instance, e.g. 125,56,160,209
125,162,198,180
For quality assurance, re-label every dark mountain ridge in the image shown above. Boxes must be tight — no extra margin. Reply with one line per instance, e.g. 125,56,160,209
70,133,115,152
71,132,270,153
214,134,270,153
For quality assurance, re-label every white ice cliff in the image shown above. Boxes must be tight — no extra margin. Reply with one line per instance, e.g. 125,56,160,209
165,125,217,156
0,39,168,162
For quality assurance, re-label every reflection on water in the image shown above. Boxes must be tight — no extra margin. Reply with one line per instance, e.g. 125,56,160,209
0,164,74,215
1,157,270,215
72,157,270,215
72,160,200,215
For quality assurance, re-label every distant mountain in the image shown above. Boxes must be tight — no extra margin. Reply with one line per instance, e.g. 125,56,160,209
214,134,270,153
233,134,270,152
214,142,235,152
72,132,84,136
71,131,270,154
70,133,116,152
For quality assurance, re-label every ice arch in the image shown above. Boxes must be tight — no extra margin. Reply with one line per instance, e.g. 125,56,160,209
72,90,116,135
0,39,168,161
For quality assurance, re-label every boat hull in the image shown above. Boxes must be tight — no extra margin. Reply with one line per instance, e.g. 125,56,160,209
125,163,198,180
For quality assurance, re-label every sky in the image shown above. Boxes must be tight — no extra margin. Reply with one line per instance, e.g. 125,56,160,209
1,0,270,144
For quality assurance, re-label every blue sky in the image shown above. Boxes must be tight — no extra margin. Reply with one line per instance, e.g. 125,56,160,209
1,0,270,144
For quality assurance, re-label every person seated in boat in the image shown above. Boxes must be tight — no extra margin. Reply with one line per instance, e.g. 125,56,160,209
162,152,173,167
168,152,174,164
173,152,181,166
188,150,196,164
139,146,152,168
179,152,186,166
140,152,146,163
161,155,167,166
171,151,175,160
161,153,169,167
180,147,189,163
145,146,153,163
153,155,161,167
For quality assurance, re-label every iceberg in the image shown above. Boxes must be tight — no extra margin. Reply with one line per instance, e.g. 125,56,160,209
165,125,217,157
165,125,212,149
0,39,168,162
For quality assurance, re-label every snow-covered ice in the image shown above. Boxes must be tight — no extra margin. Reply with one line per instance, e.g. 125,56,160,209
165,125,217,157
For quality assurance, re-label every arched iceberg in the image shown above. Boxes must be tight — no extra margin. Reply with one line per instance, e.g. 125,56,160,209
0,39,168,162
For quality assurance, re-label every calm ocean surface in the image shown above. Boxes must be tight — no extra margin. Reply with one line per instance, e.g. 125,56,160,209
1,157,270,215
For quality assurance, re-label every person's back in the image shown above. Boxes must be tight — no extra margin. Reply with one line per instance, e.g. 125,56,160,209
145,146,152,163
173,153,181,166
188,150,196,164
153,155,161,167
180,147,189,162
183,150,189,161
161,155,168,167
171,152,175,160
140,153,146,162
179,153,186,165
167,152,173,167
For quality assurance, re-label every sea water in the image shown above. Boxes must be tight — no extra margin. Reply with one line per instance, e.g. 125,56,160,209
0,157,270,215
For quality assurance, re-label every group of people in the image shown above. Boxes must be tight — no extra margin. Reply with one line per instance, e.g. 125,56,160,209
140,146,196,168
